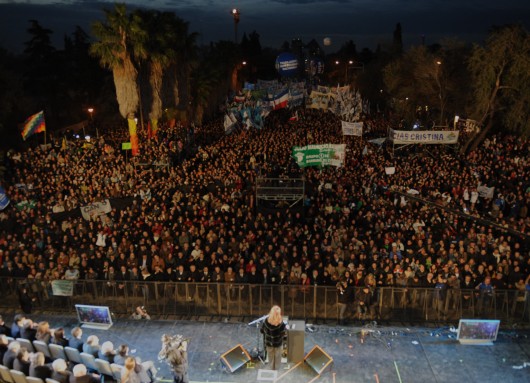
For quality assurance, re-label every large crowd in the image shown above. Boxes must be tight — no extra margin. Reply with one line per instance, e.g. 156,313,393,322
0,107,529,316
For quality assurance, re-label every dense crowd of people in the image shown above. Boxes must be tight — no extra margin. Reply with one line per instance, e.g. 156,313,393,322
0,107,529,317
0,313,157,383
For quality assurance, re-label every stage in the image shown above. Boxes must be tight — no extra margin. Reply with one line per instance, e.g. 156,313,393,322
5,311,530,383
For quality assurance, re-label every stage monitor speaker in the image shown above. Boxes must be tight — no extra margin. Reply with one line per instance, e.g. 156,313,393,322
220,344,251,373
304,345,333,375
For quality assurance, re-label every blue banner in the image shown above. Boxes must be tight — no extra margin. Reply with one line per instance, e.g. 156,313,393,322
0,186,10,210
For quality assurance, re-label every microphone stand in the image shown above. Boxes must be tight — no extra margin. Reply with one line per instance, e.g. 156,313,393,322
248,314,269,363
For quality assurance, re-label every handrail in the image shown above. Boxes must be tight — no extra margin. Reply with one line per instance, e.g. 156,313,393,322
1,277,528,325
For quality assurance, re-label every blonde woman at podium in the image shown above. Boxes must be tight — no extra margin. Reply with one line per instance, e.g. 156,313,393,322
260,305,286,370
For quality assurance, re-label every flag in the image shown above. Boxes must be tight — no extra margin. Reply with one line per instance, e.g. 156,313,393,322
61,137,67,151
147,121,153,140
234,93,246,103
128,118,139,156
272,89,289,110
21,111,46,140
289,111,299,122
0,186,10,210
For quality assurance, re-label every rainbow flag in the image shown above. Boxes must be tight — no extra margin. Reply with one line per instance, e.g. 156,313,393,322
21,111,46,140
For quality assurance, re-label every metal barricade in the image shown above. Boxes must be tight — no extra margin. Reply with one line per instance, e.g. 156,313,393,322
0,277,528,324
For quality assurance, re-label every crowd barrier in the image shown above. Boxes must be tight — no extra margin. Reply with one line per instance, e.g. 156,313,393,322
1,277,528,324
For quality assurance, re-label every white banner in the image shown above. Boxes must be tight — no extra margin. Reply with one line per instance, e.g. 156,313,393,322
477,185,495,199
341,121,363,136
390,129,459,144
385,167,396,175
81,199,112,221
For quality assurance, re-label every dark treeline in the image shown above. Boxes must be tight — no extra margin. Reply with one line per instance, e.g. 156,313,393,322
0,4,528,151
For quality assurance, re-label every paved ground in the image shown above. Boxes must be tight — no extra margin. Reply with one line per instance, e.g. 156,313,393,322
3,311,530,383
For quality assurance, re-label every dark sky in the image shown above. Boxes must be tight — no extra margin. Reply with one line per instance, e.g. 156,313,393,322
0,0,529,54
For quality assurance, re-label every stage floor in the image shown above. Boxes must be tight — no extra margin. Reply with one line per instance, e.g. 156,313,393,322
7,312,530,383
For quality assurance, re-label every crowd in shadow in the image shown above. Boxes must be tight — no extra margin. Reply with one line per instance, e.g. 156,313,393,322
0,108,528,322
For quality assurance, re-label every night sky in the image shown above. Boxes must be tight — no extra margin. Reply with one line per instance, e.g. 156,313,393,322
0,0,529,54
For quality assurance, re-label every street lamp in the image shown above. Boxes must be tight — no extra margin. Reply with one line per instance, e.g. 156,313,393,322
336,60,356,84
435,60,444,124
88,108,94,120
231,8,240,44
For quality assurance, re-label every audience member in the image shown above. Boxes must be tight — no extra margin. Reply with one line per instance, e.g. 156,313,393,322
0,316,11,337
35,321,52,344
68,327,84,352
51,358,71,383
70,364,99,383
11,315,25,339
97,341,115,363
0,335,8,363
3,341,20,368
82,335,100,357
29,351,52,380
51,328,69,347
13,347,31,375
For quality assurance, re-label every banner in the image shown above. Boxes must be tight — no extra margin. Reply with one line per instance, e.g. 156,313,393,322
477,185,495,199
341,121,363,136
368,138,386,146
307,91,333,110
51,280,74,296
390,129,459,144
292,144,346,168
80,199,112,221
0,186,10,210
385,167,396,175
224,113,237,133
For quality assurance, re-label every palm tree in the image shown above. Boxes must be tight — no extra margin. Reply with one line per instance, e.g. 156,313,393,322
135,11,177,135
90,3,146,154
160,18,198,125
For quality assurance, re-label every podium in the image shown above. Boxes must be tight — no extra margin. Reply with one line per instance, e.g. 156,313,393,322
287,320,305,363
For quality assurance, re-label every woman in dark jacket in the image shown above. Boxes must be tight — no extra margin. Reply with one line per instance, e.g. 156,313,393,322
260,305,286,371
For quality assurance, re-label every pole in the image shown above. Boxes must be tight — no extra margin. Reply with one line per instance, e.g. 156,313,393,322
232,9,240,44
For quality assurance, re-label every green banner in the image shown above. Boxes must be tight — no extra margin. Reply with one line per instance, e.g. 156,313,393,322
122,142,132,150
51,280,74,296
292,144,346,168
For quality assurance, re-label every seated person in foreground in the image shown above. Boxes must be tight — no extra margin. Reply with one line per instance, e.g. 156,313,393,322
51,358,71,383
69,327,84,352
29,351,52,380
70,364,100,383
114,344,156,381
82,335,100,357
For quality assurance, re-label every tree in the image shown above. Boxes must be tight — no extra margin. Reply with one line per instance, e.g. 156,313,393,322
23,20,57,116
135,10,177,131
90,3,146,154
383,44,466,125
392,23,403,56
464,25,530,151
